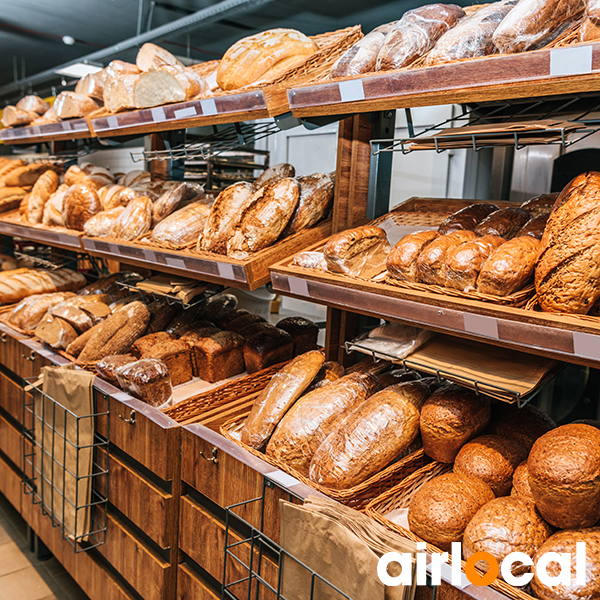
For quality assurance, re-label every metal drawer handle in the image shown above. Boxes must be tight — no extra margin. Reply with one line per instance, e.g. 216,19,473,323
118,410,136,425
1,332,6,343
199,447,218,464
22,351,36,362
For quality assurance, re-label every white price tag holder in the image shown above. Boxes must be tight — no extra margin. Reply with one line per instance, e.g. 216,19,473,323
266,470,301,489
144,250,157,262
338,79,365,103
200,98,218,116
174,106,197,119
288,277,309,297
72,120,88,131
151,107,166,122
165,256,187,269
573,331,600,360
112,392,134,402
463,313,499,339
550,45,593,77
106,115,119,129
217,262,235,280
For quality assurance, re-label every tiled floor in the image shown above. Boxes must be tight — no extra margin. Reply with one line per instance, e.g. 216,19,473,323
0,493,89,600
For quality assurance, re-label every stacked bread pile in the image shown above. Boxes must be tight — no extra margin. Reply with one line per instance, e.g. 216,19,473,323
331,0,588,78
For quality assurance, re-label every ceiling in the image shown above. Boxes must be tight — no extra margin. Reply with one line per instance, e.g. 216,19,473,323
0,0,471,102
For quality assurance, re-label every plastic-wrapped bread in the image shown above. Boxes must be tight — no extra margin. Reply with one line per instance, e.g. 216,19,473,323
136,43,183,71
118,170,150,188
227,178,300,258
0,106,38,128
81,163,115,188
292,251,327,270
416,230,477,284
426,0,518,65
581,0,600,41
53,92,99,119
444,234,506,291
474,207,531,239
26,170,59,224
16,95,51,115
116,359,173,408
43,184,69,227
110,195,152,240
64,165,97,190
331,22,397,78
84,207,125,237
309,380,433,489
386,230,440,282
201,182,254,254
75,72,105,101
134,66,206,108
9,291,75,331
438,202,499,235
240,350,325,450
477,236,541,295
376,4,465,71
493,0,585,53
282,173,334,236
151,202,211,248
266,372,378,475
252,163,296,191
95,354,137,386
152,182,188,224
100,185,138,210
62,184,102,231
324,226,391,279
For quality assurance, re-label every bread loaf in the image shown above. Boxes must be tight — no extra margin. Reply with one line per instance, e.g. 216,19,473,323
474,207,531,239
110,195,152,240
275,317,319,356
217,29,318,90
62,184,102,231
83,207,124,237
201,182,254,254
50,297,110,332
243,326,294,374
152,182,188,224
16,95,51,115
75,72,105,101
0,268,86,305
189,60,220,93
228,178,300,257
386,230,440,282
331,23,396,78
136,43,182,71
186,330,245,383
282,173,334,236
489,403,555,450
493,0,584,54
420,383,491,462
35,315,78,349
309,380,432,488
408,472,495,550
0,106,37,128
511,461,535,504
95,354,137,386
104,73,138,113
454,434,528,496
43,184,69,227
53,92,99,119
532,528,600,600
426,0,518,65
81,163,115,188
528,423,600,528
376,4,465,71
514,214,548,239
26,170,59,224
438,203,500,236
252,163,295,191
131,332,175,357
267,372,377,476
416,230,477,285
151,201,211,248
240,350,325,450
324,226,391,279
4,163,57,187
580,15,600,39
134,66,206,108
536,172,600,313
116,359,172,407
463,497,551,579
12,291,75,331
520,192,559,217
143,340,193,386
305,360,345,393
100,185,138,210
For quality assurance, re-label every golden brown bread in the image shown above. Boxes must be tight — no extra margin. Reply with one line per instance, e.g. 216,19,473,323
463,497,551,579
454,434,528,496
53,91,99,119
532,528,600,600
133,66,206,109
26,170,59,224
252,163,295,191
110,195,152,241
282,173,333,236
34,315,78,350
62,184,102,231
136,43,182,71
75,72,105,100
489,402,555,450
83,208,125,237
0,106,38,128
420,383,491,462
528,423,600,529
4,163,58,187
240,350,325,450
386,230,439,282
408,472,495,550
580,16,600,40
266,372,377,476
474,207,531,239
304,360,345,393
16,95,50,115
511,461,535,504
309,380,432,489
416,230,477,285
0,268,86,305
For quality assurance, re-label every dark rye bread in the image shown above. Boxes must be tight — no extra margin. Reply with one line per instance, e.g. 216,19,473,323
454,434,528,496
528,423,600,528
95,354,137,386
437,202,499,235
489,402,556,450
243,326,294,374
463,497,551,579
408,472,494,550
276,316,319,356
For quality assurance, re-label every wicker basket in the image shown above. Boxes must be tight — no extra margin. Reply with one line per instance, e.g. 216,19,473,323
221,413,429,510
366,462,538,600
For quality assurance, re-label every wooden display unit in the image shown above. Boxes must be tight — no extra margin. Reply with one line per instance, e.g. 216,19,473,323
0,118,91,145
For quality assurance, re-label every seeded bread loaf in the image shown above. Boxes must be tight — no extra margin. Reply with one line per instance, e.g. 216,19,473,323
143,340,194,386
386,230,440,282
511,461,535,504
282,173,334,236
252,163,295,191
131,332,175,358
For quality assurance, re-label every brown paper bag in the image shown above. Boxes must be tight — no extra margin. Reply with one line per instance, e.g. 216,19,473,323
35,364,95,543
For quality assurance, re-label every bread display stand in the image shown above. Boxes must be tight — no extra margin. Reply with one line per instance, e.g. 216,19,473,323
0,212,84,251
0,118,91,145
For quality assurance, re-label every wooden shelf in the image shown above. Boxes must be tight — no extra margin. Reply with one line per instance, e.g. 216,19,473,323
0,218,84,251
288,42,600,117
0,118,91,145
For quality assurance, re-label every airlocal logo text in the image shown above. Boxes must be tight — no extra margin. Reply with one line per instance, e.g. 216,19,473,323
377,542,587,587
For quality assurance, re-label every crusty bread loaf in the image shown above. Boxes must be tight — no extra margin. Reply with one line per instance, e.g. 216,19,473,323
309,380,432,488
387,230,439,282
12,291,75,332
0,268,86,305
53,92,99,119
110,195,152,240
282,173,333,236
408,472,495,550
528,423,600,528
240,350,325,450
305,361,345,393
75,73,105,101
83,207,125,237
134,66,206,109
474,207,531,239
26,170,59,224
31,106,58,126
151,202,211,248
514,214,548,239
152,182,188,224
243,326,294,374
16,95,51,115
275,316,318,356
420,383,491,462
489,403,555,450
136,43,183,72
511,461,535,504
454,434,528,496
143,340,194,386
532,528,600,600
217,29,318,90
104,73,139,113
580,15,600,40
252,163,295,191
186,330,245,383
0,106,37,128
43,184,69,227
463,496,551,579
189,60,220,93
4,163,58,187
62,184,102,231
131,332,175,357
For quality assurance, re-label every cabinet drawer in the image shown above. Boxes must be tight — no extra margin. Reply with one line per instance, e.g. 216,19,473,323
0,370,24,424
177,564,220,600
179,495,278,600
0,333,49,380
0,454,21,513
0,413,22,469
94,383,180,481
96,448,177,549
97,512,173,600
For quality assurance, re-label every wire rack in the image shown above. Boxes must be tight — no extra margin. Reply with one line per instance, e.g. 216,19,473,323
22,380,109,552
131,121,283,163
372,95,600,155
13,246,109,277
116,280,223,310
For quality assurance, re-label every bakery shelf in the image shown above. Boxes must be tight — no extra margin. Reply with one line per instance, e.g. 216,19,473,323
82,217,332,291
0,118,92,145
0,215,84,251
287,41,600,118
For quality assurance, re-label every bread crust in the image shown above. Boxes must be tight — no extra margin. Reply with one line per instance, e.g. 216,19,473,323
387,230,439,282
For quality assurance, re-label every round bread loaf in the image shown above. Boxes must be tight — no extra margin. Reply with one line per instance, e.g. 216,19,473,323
510,461,535,505
531,528,600,600
528,423,600,528
454,434,528,496
490,403,555,450
463,496,551,579
420,383,491,463
408,472,494,550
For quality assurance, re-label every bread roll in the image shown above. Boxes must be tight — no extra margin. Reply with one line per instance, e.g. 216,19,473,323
252,163,295,191
309,380,432,489
134,66,206,108
408,472,495,550
420,383,491,462
240,350,325,450
136,43,183,72
463,497,551,579
151,202,211,248
454,434,528,496
282,173,334,236
16,95,51,115
53,92,99,119
62,184,102,231
489,403,555,450
386,230,439,282
528,423,600,528
110,195,152,241
474,207,531,239
532,528,600,600
511,461,535,504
